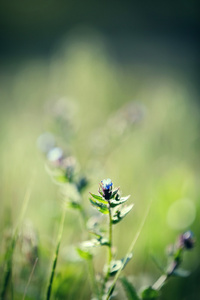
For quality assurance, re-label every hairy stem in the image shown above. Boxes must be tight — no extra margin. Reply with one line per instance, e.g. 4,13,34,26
102,203,113,295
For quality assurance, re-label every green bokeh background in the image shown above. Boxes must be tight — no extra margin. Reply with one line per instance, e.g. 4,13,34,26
0,1,200,299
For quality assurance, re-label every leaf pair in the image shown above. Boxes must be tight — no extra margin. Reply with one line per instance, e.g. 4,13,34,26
89,193,133,224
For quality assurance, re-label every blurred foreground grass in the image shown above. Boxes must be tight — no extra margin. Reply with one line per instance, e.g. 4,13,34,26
0,36,200,299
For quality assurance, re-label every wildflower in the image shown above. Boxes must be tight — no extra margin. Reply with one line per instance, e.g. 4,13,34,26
100,179,113,200
180,230,195,250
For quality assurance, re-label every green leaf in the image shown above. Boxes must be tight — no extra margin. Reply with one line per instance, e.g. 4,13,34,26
76,247,93,260
108,260,123,276
90,193,107,204
80,237,109,248
111,188,120,199
120,195,131,202
99,237,110,246
141,287,159,300
110,196,131,208
112,204,133,224
89,198,109,214
120,277,140,300
107,253,133,276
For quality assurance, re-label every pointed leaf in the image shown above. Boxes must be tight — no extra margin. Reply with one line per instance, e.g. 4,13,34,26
120,204,134,216
141,287,159,300
90,193,107,204
108,253,133,276
120,277,140,300
112,204,133,224
120,195,131,202
110,196,131,208
89,198,109,214
99,237,110,246
80,237,109,248
109,260,123,276
111,188,120,199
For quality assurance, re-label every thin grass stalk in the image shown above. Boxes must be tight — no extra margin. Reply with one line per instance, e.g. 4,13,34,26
46,207,66,300
23,257,38,300
0,183,32,300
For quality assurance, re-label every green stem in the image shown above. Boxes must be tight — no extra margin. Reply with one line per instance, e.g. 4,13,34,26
102,203,113,295
152,274,168,290
108,205,113,270
46,208,66,300
23,257,38,300
152,260,179,291
106,200,152,300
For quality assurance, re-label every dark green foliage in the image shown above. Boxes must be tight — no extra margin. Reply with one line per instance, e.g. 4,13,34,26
120,277,140,300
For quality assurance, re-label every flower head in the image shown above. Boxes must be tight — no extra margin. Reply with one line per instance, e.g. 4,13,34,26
179,230,195,250
101,179,113,190
99,178,113,200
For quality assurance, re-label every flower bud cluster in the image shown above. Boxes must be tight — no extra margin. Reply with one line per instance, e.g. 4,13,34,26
99,179,113,200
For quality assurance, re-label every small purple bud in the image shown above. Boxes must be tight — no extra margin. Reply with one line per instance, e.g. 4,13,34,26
100,179,113,200
180,230,195,250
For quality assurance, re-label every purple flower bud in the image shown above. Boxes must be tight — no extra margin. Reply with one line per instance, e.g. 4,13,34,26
100,179,113,200
180,230,195,250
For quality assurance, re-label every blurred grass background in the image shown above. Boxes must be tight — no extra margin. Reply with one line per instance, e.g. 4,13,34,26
0,1,200,299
